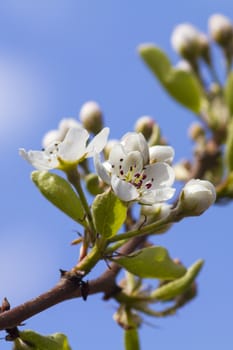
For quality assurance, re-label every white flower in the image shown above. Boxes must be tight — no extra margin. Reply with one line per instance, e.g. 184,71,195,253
95,132,175,204
20,127,109,171
179,179,216,215
42,118,82,149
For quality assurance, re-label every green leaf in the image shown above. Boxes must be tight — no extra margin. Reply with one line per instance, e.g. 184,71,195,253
14,330,72,350
112,246,186,280
138,44,202,113
92,189,127,238
225,119,233,171
124,329,140,350
150,259,204,301
224,71,233,116
31,171,85,224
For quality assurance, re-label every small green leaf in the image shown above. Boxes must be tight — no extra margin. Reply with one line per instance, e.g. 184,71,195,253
124,329,140,350
138,44,202,113
31,171,85,224
150,259,204,301
225,119,233,171
112,246,186,280
92,190,127,238
224,71,233,116
14,330,72,350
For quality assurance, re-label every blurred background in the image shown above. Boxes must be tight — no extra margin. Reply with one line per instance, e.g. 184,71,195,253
0,1,233,349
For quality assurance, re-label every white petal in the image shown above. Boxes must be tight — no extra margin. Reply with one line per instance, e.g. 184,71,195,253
139,190,157,205
149,145,175,164
109,144,127,176
19,149,58,170
121,132,149,165
154,187,176,201
94,153,111,185
42,129,61,149
86,127,110,157
58,127,89,161
121,151,143,175
144,162,175,188
111,175,139,202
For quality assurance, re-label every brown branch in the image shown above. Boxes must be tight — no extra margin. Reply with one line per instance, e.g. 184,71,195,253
0,235,146,331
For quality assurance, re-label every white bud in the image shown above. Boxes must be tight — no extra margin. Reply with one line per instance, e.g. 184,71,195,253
79,101,103,134
171,23,201,59
179,179,216,216
175,60,193,72
208,14,233,46
134,115,155,140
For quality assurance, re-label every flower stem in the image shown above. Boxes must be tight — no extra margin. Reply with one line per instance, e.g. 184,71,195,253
71,236,107,274
108,210,178,243
66,167,96,241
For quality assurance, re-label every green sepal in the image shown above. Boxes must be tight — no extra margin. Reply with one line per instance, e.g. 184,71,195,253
150,259,204,301
124,329,140,350
225,119,233,171
138,44,202,113
112,246,186,280
92,189,127,238
224,71,233,116
31,171,85,225
13,330,72,350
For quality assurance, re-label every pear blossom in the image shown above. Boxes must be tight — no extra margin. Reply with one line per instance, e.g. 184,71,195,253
20,127,109,171
95,132,175,204
179,179,216,215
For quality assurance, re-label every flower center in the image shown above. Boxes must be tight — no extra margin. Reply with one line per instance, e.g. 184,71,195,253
111,157,154,191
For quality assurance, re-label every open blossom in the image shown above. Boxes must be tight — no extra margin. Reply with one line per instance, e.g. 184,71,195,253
20,127,109,171
95,132,175,204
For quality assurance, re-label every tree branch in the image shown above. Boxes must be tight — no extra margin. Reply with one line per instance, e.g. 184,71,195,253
0,235,146,331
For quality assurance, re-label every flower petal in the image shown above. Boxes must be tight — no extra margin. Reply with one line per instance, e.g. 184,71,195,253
144,162,175,189
58,128,89,161
19,149,58,170
94,153,111,185
149,146,175,164
86,127,110,157
111,175,139,202
121,151,143,176
121,132,149,165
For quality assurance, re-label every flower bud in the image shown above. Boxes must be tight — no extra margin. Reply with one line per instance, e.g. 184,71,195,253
104,139,118,159
134,115,155,140
198,33,211,64
79,101,103,134
178,179,216,216
175,60,193,72
188,122,205,141
208,14,233,47
171,23,201,60
173,161,190,182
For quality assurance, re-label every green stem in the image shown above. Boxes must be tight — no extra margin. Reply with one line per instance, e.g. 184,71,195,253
71,236,107,274
66,167,96,241
108,210,178,243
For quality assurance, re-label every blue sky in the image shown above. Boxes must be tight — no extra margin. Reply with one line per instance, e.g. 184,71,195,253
0,1,233,349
